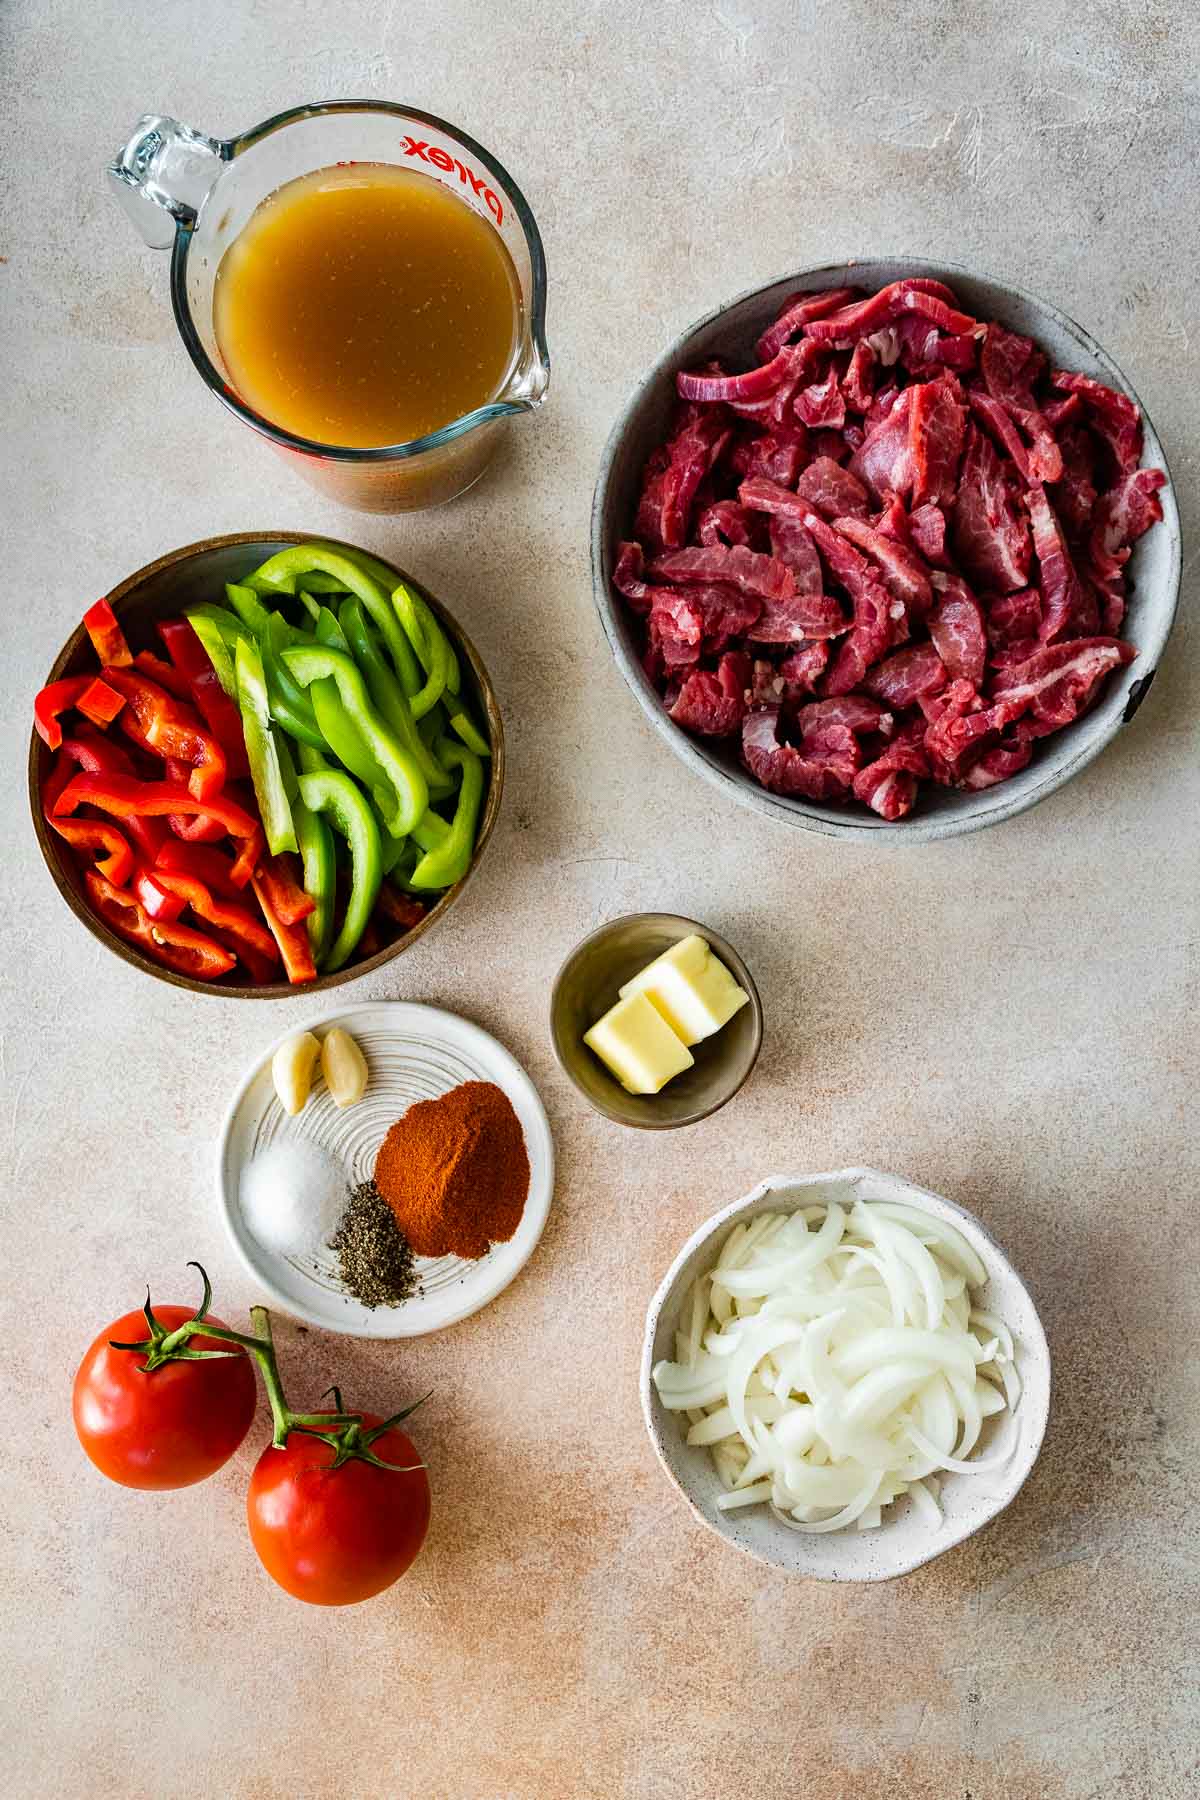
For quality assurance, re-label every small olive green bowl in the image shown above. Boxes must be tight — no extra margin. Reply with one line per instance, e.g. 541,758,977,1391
550,913,763,1130
29,532,503,999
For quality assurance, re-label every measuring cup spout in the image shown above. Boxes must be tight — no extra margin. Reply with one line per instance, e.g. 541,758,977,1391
107,115,228,250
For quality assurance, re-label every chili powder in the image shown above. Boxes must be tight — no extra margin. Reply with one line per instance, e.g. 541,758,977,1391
373,1080,529,1260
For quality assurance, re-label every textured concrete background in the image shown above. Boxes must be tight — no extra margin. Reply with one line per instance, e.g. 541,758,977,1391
1,3,1198,1797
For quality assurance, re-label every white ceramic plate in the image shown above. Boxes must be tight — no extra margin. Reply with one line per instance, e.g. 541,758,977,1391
641,1168,1051,1579
217,1001,554,1338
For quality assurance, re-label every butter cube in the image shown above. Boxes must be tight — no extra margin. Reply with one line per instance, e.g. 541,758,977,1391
583,991,695,1094
618,934,749,1048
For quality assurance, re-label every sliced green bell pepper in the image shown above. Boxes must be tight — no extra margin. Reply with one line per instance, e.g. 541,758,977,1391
392,584,453,720
225,582,275,638
245,546,422,699
259,613,326,752
184,606,250,699
235,637,296,855
283,643,428,837
339,596,452,794
277,736,333,965
409,742,483,890
296,768,382,971
448,706,490,757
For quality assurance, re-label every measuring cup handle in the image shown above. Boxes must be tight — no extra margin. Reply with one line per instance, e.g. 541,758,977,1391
107,115,228,249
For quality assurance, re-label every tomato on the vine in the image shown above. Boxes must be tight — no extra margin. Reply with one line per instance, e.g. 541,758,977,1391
247,1411,430,1605
73,1304,258,1491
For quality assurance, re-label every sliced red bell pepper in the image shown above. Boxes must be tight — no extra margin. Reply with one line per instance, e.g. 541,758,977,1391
376,881,427,930
83,599,132,668
132,867,187,922
34,677,90,750
133,650,191,699
77,677,126,730
101,667,227,801
153,838,243,900
84,870,236,981
165,758,227,842
154,870,280,977
55,731,166,861
253,852,315,925
250,871,317,984
41,753,135,885
54,775,263,879
159,618,250,780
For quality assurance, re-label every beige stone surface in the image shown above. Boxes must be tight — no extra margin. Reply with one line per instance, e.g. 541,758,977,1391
1,3,1198,1796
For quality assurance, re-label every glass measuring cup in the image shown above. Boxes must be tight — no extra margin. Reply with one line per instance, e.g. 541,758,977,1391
108,102,550,512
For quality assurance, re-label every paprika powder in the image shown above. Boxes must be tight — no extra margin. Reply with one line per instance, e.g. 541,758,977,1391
373,1080,529,1260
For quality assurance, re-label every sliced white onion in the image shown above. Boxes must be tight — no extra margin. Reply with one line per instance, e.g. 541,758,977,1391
652,1198,1019,1535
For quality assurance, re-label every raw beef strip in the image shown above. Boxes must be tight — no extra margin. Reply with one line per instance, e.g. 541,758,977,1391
830,514,934,613
741,706,858,799
928,576,987,685
894,315,978,376
852,720,931,819
909,502,951,566
801,510,906,695
698,501,756,547
967,391,1035,483
1050,372,1143,474
1005,404,1063,484
865,643,948,709
649,544,795,604
992,636,1136,730
1025,485,1090,641
849,388,915,501
811,429,853,463
668,651,751,737
1042,393,1083,430
981,323,1043,408
792,459,871,519
986,588,1043,648
755,288,859,364
778,640,831,691
677,340,812,405
908,375,967,507
612,541,652,608
803,279,978,345
1089,467,1167,578
634,446,671,552
1050,424,1099,540
951,423,1031,592
865,383,901,430
842,341,876,413
750,589,848,643
795,367,846,430
924,682,1016,783
735,429,808,487
794,694,893,745
766,513,824,594
648,591,706,669
960,731,1035,789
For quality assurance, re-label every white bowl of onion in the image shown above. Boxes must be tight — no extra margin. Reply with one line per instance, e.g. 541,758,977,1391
641,1169,1050,1579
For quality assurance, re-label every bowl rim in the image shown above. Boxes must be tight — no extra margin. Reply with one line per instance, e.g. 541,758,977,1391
639,1165,1053,1578
591,254,1183,844
28,530,504,998
549,910,764,1129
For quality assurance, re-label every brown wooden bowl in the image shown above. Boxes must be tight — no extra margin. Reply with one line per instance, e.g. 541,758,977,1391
28,532,505,998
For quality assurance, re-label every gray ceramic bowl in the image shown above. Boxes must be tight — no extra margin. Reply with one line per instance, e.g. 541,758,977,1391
29,532,503,997
592,257,1182,842
550,912,762,1128
641,1168,1052,1579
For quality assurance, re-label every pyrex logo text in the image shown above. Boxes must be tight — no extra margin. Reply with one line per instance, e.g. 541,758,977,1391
401,137,504,225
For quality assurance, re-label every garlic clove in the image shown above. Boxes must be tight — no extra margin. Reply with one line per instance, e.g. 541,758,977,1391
272,1030,322,1116
320,1027,368,1108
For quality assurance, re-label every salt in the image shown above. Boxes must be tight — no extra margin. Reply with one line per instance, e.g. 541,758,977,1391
240,1140,347,1258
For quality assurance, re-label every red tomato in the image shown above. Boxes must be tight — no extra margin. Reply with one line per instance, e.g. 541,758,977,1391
246,1412,430,1606
73,1305,258,1490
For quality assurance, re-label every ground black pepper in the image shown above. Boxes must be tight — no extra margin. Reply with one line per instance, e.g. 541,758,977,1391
331,1181,420,1308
